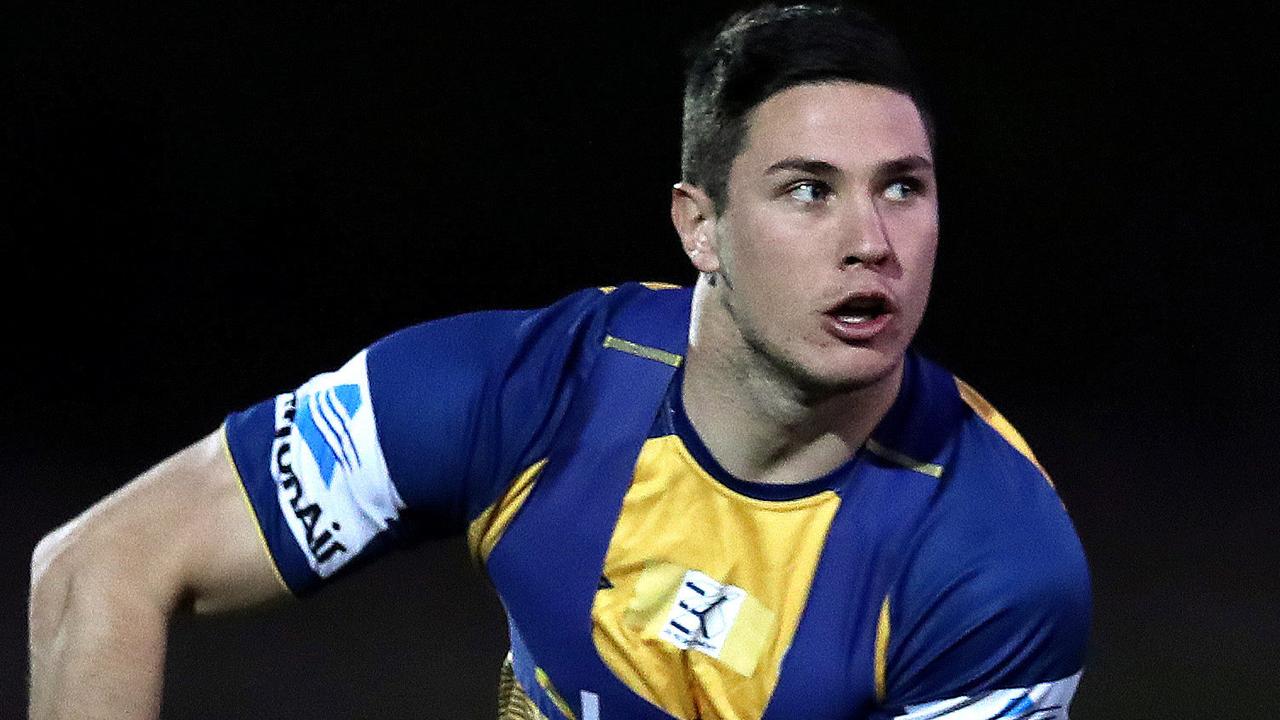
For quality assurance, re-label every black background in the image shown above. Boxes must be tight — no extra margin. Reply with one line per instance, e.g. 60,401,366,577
5,1,1278,716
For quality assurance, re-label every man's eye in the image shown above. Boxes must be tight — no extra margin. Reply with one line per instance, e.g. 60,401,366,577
883,179,920,202
788,181,830,203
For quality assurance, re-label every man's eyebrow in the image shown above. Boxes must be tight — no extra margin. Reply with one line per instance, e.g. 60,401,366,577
879,155,934,175
764,157,840,176
763,154,934,176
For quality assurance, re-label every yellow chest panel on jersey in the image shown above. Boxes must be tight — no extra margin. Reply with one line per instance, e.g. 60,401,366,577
590,434,841,720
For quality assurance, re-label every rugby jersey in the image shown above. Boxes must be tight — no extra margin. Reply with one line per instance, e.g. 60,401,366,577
224,282,1090,719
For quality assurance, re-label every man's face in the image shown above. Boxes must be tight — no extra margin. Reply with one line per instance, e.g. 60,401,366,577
705,81,938,392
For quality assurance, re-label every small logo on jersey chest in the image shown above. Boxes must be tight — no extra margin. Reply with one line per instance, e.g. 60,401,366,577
661,570,746,657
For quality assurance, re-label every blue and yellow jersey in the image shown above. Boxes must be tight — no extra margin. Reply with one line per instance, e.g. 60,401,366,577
224,283,1090,719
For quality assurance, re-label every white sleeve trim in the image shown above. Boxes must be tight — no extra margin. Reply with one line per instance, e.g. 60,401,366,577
895,671,1082,719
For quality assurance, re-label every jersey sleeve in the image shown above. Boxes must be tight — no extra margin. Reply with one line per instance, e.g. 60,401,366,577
872,427,1092,719
222,288,606,595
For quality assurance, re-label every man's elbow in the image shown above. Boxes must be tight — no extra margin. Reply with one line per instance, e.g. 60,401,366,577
30,522,79,637
30,513,182,641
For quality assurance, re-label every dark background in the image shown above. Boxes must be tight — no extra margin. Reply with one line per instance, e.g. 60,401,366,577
5,1,1278,716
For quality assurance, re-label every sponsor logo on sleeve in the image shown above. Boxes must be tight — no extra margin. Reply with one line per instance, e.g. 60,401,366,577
272,393,348,564
269,350,404,577
295,383,364,488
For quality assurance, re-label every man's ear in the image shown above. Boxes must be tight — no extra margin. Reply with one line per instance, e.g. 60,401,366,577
670,182,721,274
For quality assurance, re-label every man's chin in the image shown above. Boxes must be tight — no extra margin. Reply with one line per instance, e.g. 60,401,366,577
786,349,904,397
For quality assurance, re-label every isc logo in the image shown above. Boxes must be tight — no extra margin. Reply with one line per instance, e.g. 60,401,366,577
660,570,747,658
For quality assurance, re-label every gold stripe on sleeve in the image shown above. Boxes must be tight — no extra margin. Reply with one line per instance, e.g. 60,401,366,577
219,424,292,595
954,378,1054,487
602,335,683,367
598,281,681,294
468,459,549,565
864,438,944,479
874,594,891,703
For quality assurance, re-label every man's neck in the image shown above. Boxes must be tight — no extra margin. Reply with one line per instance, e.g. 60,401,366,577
681,284,903,486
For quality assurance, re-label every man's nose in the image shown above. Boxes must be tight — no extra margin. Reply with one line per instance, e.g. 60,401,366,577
840,195,893,268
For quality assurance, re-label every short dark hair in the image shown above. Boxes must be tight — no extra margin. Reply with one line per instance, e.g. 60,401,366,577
681,3,933,214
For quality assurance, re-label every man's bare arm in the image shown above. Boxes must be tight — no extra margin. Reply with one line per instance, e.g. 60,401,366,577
29,428,289,719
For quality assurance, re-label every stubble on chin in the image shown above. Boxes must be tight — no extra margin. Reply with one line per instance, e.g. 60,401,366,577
705,282,902,402
733,316,898,399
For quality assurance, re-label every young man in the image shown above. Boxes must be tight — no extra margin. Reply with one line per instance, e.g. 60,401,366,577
29,5,1090,719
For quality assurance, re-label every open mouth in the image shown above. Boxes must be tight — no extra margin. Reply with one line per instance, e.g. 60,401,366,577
830,295,890,324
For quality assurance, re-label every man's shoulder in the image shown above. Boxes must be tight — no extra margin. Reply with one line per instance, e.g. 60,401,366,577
593,281,692,326
884,367,1091,702
367,281,691,367
940,372,1073,537
893,355,1089,619
894,353,1063,510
